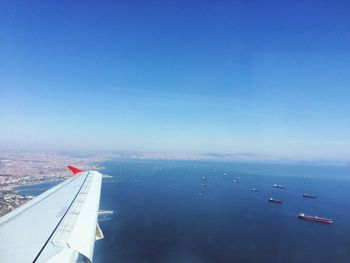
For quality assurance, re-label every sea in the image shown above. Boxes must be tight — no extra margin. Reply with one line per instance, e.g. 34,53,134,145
16,160,350,263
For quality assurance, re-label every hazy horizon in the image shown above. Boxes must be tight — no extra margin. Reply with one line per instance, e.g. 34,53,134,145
1,149,349,164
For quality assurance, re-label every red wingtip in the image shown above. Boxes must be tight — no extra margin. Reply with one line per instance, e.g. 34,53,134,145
67,166,83,174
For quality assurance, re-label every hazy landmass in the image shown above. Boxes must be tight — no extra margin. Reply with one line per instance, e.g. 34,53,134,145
0,150,348,216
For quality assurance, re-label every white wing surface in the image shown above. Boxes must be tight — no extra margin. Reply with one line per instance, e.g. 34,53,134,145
0,167,102,263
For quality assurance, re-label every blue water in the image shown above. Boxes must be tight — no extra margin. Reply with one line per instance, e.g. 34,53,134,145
95,160,350,263
15,181,62,196
16,160,350,262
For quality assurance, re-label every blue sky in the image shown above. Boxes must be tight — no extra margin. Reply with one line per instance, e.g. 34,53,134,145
1,0,350,160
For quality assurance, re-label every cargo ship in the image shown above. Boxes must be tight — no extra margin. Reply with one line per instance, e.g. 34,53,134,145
302,193,316,198
268,197,282,204
298,213,333,224
273,184,286,189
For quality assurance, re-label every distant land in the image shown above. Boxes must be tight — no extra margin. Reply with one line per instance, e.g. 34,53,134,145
0,150,348,190
0,150,348,216
0,151,108,216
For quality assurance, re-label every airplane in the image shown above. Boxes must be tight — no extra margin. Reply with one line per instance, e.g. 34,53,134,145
0,166,103,263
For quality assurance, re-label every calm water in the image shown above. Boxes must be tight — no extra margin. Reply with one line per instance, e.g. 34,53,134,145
15,181,63,196
17,160,350,262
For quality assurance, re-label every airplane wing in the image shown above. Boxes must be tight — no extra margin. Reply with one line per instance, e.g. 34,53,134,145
0,166,103,263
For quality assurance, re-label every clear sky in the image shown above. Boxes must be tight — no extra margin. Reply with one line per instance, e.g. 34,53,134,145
1,0,350,160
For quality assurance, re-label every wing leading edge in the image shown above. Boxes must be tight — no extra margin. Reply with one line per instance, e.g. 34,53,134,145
0,167,102,263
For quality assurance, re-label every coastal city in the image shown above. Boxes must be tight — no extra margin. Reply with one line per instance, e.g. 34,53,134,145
0,151,108,216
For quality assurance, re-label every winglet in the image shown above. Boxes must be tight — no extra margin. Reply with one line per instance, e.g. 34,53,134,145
67,166,84,174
